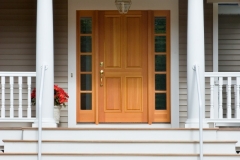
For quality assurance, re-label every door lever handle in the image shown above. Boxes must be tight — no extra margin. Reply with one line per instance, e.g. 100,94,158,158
100,70,104,87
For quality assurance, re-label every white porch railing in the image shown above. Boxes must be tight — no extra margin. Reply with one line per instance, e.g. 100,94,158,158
0,72,36,122
1,71,240,126
205,72,240,125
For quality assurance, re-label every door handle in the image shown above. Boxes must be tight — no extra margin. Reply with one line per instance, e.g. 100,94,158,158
100,70,104,87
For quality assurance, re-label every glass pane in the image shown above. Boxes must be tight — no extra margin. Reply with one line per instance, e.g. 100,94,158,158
155,17,166,34
81,55,92,72
81,93,92,110
155,36,166,52
81,74,92,90
81,36,92,53
155,93,166,110
155,74,166,90
155,55,166,71
81,18,92,34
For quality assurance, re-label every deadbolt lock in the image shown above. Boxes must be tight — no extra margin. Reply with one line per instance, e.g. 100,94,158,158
100,62,104,67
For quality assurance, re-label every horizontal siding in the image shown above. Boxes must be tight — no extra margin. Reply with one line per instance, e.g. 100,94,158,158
0,0,36,71
219,15,240,72
0,0,68,127
218,15,240,118
179,0,213,128
179,0,187,128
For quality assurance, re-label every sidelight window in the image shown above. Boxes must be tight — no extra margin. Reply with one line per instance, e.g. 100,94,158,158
79,17,93,110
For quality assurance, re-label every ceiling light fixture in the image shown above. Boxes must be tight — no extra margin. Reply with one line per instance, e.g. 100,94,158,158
115,0,132,14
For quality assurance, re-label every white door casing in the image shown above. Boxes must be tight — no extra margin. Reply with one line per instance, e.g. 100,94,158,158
68,0,179,127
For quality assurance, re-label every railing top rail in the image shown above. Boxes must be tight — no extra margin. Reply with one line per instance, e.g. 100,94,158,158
0,72,36,77
205,72,240,77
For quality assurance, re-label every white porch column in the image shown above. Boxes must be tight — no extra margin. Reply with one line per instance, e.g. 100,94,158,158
185,0,208,128
213,3,219,119
32,0,57,127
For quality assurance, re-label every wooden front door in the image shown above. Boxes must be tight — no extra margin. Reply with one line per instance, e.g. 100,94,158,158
98,11,148,122
76,10,171,124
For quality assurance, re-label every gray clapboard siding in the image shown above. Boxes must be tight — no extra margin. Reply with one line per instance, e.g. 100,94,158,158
179,0,213,128
53,0,68,128
218,15,240,118
0,0,68,127
219,15,240,72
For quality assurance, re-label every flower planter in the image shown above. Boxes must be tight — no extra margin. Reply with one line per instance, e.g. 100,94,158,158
31,85,69,125
54,106,62,124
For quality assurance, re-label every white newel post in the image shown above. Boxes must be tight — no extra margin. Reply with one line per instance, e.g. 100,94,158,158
185,0,208,128
32,0,57,127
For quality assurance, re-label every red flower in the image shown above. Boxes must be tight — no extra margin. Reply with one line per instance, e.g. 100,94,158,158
31,85,69,107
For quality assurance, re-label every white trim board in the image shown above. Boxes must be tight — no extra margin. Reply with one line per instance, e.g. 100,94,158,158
208,0,239,3
68,0,179,128
219,5,240,14
213,3,218,72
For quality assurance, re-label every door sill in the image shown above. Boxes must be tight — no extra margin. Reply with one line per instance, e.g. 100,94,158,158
72,123,171,128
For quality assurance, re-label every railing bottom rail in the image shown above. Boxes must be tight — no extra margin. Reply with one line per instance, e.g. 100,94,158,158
0,118,36,122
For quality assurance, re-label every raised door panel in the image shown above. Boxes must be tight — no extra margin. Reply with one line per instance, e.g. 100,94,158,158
125,76,143,112
104,76,122,112
104,15,122,68
124,15,142,68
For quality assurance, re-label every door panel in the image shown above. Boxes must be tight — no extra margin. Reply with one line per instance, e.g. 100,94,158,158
104,77,122,112
125,77,143,112
98,11,148,122
104,15,122,68
125,16,141,68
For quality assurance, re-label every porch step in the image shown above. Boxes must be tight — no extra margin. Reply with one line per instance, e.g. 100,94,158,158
1,128,220,154
3,140,237,154
0,153,240,160
22,128,219,141
0,128,23,152
1,128,240,159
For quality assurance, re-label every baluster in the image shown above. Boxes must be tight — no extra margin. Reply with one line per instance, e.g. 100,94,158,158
214,78,219,119
10,76,14,118
225,83,228,118
210,77,214,119
27,76,31,118
236,77,240,119
1,77,5,118
234,85,237,118
227,77,231,119
18,77,22,118
219,77,223,119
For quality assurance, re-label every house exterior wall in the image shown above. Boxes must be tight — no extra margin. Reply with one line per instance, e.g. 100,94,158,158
179,0,213,127
0,0,68,127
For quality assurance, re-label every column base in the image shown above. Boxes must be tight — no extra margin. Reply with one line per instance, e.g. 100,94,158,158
185,119,209,128
32,118,57,128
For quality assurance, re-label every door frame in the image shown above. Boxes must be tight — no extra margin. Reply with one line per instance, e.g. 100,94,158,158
68,0,179,127
76,10,171,124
